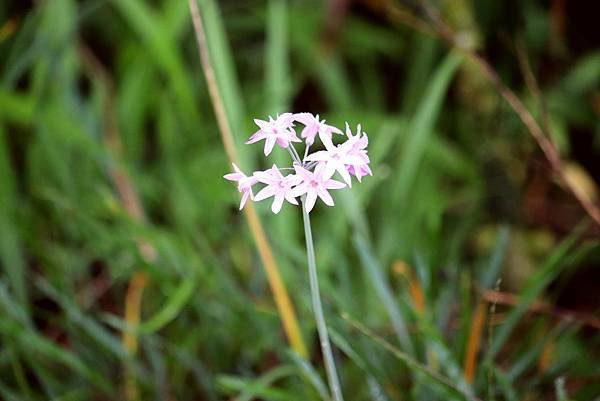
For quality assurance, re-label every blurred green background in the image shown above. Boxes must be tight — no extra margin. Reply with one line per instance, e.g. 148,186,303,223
0,0,599,400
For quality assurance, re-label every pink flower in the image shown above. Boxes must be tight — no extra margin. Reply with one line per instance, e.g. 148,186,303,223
293,113,343,147
223,163,258,210
347,164,372,182
253,165,302,214
304,130,366,187
343,123,372,182
246,113,301,156
226,114,371,214
344,123,369,151
290,164,346,213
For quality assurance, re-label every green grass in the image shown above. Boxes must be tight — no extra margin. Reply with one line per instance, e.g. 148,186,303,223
1,0,599,400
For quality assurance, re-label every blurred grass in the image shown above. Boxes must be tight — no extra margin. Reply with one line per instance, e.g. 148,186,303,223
188,0,307,359
0,0,599,400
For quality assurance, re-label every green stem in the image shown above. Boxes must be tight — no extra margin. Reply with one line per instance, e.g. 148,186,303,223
287,146,300,165
289,143,302,164
301,199,344,401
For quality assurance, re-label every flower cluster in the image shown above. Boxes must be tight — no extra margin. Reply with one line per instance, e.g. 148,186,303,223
224,113,371,213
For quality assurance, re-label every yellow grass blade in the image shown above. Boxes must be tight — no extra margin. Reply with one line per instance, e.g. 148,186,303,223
188,0,307,358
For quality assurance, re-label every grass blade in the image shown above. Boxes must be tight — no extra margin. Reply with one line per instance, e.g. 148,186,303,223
287,351,329,401
188,0,307,357
394,51,462,203
487,225,584,361
0,123,27,307
343,313,481,401
265,0,297,242
353,233,414,355
109,0,198,129
139,277,196,334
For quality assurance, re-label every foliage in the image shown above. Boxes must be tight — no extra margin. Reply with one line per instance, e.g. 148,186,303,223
0,0,599,400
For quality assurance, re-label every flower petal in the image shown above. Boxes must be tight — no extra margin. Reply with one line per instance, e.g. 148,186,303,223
276,137,289,147
322,162,337,181
320,133,336,150
239,190,250,210
288,131,302,142
335,163,352,187
246,130,264,144
329,125,343,136
264,136,276,156
304,191,318,213
254,118,268,128
304,150,329,162
284,173,302,186
289,183,308,198
324,178,345,190
300,124,317,141
285,190,299,205
231,163,242,173
271,194,285,214
293,165,313,181
292,112,316,126
317,188,334,206
254,186,277,201
224,172,241,181
254,170,274,184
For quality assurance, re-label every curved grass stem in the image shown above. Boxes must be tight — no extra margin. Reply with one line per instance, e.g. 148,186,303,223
301,200,344,401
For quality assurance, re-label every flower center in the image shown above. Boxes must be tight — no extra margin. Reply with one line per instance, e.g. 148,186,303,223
310,179,319,188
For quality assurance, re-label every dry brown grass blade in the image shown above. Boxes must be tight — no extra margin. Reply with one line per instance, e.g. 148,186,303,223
537,322,556,373
0,17,18,42
515,36,551,138
122,271,149,401
392,261,426,314
358,0,434,36
408,274,425,315
187,0,307,358
371,0,600,227
482,289,600,330
415,0,600,227
463,301,487,384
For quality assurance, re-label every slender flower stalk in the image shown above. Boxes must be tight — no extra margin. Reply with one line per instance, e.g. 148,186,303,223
224,113,371,400
302,197,345,401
